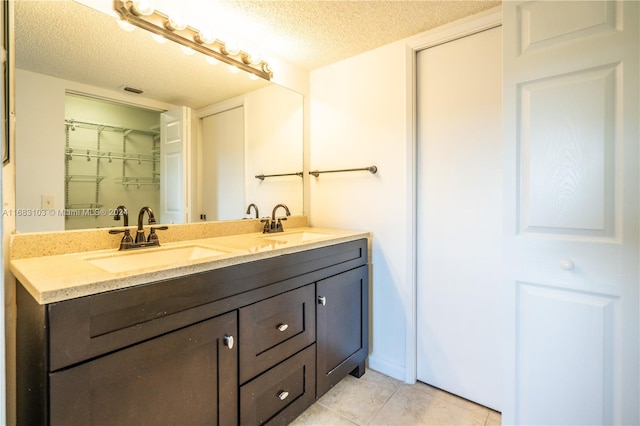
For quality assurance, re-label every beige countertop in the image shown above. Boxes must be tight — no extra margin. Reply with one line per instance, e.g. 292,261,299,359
11,227,370,305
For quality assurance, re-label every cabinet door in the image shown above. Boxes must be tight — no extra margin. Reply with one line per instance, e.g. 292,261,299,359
49,311,238,426
316,265,369,397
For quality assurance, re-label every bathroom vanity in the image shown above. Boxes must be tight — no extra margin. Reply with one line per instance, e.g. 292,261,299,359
13,227,369,425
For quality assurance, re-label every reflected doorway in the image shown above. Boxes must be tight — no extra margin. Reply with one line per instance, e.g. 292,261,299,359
64,94,160,230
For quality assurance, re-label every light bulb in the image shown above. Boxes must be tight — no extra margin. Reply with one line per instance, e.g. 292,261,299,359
196,28,216,44
116,18,136,32
223,42,240,56
167,14,187,31
151,33,167,44
181,46,196,56
132,0,154,16
247,52,262,65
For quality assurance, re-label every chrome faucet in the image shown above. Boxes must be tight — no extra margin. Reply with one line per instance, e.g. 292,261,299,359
246,203,259,219
262,204,291,233
135,206,157,243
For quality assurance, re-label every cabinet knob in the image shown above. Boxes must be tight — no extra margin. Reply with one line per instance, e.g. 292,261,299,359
223,335,234,350
277,323,289,332
559,259,575,271
278,391,289,401
318,296,327,306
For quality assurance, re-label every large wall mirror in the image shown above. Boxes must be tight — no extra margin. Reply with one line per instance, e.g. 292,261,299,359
13,0,304,233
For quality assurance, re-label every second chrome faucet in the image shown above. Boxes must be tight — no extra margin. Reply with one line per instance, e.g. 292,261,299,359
246,203,259,219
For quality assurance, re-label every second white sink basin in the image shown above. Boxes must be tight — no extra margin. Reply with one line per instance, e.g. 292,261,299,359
86,245,229,273
260,231,333,244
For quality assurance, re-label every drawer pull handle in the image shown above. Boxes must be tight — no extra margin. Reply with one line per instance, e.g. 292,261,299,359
318,296,327,306
278,391,289,401
560,259,575,271
223,335,234,350
277,323,289,332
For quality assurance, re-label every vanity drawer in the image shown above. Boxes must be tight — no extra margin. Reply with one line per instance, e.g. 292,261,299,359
239,283,315,383
240,344,316,425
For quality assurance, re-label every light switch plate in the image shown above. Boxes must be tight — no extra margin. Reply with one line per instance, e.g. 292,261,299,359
41,194,55,209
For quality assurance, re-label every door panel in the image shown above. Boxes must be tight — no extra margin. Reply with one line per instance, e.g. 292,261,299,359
317,266,368,397
519,65,617,238
518,1,618,54
503,1,639,424
201,107,244,221
516,283,617,425
416,26,503,411
160,106,190,224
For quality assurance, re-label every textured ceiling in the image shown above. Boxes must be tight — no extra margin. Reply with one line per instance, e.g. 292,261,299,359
192,0,501,70
15,0,499,109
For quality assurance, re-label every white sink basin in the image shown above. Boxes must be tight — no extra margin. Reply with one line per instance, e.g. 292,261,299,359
260,231,333,244
86,245,229,273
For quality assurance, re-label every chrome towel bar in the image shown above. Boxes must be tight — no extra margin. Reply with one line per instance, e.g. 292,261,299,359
255,172,304,180
309,166,377,177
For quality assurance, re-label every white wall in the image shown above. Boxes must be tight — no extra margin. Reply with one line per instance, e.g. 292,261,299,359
309,41,413,380
245,85,304,218
15,70,65,232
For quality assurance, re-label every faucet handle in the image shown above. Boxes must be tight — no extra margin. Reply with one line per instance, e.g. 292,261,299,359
109,228,133,238
109,228,134,250
147,226,168,243
275,219,285,232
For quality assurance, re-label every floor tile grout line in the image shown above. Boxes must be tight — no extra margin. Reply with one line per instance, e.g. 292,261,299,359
482,409,491,426
363,382,404,425
416,381,495,418
315,400,361,425
314,378,404,426
296,370,502,426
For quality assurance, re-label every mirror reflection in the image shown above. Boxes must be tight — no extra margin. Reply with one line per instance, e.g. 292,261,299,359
14,0,304,233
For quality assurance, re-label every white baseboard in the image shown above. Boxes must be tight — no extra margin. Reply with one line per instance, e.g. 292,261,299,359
367,354,407,383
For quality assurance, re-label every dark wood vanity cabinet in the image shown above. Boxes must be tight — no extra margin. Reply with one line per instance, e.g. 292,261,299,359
17,238,369,425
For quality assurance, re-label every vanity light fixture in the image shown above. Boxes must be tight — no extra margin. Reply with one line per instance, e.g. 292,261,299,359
113,0,273,81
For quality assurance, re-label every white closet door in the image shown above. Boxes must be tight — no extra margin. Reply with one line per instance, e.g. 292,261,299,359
502,1,639,424
201,107,245,221
416,26,502,410
160,106,190,224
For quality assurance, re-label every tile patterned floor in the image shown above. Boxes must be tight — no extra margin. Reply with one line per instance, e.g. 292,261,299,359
291,369,501,426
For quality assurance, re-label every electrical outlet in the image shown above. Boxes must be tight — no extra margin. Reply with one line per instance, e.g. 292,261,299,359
41,194,55,210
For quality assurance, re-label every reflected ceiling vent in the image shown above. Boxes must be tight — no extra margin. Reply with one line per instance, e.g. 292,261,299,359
119,85,144,95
